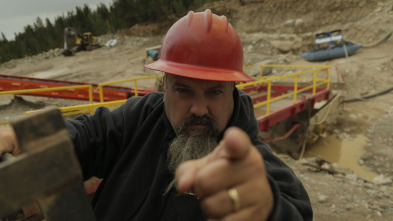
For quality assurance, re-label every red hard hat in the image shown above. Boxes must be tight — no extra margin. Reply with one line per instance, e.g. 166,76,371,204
144,9,253,82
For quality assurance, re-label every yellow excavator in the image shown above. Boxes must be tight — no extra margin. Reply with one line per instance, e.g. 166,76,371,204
62,27,101,56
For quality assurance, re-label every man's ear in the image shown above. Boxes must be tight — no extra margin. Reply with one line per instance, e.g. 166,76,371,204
162,73,167,91
155,74,166,92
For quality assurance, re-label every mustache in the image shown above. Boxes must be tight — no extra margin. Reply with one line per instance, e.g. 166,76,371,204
177,115,217,133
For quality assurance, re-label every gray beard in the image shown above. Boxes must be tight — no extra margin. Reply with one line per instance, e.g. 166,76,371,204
164,116,219,195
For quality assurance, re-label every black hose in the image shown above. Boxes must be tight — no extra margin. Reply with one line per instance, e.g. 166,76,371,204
344,86,393,103
347,30,393,48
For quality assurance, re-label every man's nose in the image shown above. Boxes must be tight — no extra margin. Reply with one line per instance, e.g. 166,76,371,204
190,96,208,117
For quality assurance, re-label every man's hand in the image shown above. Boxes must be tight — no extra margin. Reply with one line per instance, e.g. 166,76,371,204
0,127,20,156
176,127,274,221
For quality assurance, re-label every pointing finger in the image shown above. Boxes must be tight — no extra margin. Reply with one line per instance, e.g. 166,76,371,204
215,127,251,161
176,156,209,193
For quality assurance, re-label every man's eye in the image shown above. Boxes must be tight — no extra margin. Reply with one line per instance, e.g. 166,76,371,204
176,88,190,93
208,90,222,95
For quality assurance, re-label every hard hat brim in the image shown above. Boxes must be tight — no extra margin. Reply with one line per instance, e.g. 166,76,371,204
145,60,254,82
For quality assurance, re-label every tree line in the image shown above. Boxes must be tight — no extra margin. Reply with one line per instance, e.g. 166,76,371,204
0,0,218,64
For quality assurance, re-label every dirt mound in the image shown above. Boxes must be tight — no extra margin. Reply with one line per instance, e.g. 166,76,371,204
127,21,173,37
0,96,45,111
0,96,45,124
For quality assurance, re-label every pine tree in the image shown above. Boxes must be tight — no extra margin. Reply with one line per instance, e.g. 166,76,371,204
0,0,220,64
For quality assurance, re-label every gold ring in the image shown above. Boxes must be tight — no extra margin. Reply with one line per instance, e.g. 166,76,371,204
227,188,240,212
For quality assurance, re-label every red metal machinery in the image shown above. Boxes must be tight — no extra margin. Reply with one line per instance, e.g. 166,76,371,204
0,74,154,102
241,84,330,131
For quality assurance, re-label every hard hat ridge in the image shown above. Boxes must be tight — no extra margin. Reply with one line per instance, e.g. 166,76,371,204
203,9,212,32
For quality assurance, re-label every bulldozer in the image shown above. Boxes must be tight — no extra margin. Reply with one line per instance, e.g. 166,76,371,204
62,27,101,56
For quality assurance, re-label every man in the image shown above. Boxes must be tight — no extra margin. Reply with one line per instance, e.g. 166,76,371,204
0,9,312,220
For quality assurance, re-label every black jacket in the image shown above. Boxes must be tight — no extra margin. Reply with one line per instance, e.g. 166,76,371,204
66,89,312,220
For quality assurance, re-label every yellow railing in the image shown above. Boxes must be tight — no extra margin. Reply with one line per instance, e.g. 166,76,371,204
239,64,330,114
1,66,329,125
25,75,163,117
0,85,94,103
25,100,127,117
97,75,163,102
0,75,163,125
0,121,10,126
0,85,95,117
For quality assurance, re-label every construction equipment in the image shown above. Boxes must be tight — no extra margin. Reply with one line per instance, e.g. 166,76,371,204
145,45,161,61
301,29,362,62
0,108,95,220
63,27,101,56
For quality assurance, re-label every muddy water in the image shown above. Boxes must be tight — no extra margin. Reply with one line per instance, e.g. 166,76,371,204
304,134,378,181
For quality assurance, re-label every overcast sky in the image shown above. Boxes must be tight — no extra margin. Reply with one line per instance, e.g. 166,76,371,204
0,0,113,40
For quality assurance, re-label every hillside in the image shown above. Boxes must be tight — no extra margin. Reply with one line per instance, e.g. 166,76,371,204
1,0,393,220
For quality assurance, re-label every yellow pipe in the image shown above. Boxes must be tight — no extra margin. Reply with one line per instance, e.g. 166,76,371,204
60,100,126,112
313,70,317,94
97,74,162,101
327,66,331,90
0,121,10,126
294,75,299,103
88,87,94,114
266,81,272,114
99,86,104,103
134,80,138,97
98,75,162,87
0,85,93,96
25,100,127,115
259,65,263,79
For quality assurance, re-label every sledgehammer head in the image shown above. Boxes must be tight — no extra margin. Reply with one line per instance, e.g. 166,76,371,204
11,108,67,153
0,107,95,220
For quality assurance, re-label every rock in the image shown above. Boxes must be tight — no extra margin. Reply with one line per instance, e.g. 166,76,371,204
270,40,292,52
298,158,309,164
321,163,330,170
245,45,254,53
337,133,347,140
331,163,341,171
283,19,295,27
302,32,313,38
291,39,303,50
318,194,328,203
373,174,392,185
345,204,353,210
295,19,304,27
106,39,118,48
246,60,274,77
346,173,358,182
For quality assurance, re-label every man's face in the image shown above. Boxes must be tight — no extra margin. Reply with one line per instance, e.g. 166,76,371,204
163,74,235,194
163,74,235,134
